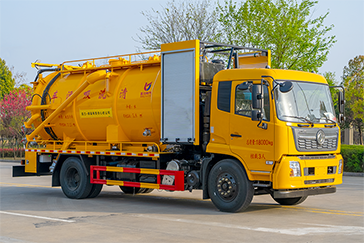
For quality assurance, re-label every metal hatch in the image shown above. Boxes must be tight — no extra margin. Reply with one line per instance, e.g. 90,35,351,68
160,40,200,144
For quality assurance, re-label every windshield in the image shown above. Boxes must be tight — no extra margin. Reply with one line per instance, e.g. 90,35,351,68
275,81,336,124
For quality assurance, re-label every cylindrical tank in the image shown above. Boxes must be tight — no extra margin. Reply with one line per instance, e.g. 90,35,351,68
30,61,162,143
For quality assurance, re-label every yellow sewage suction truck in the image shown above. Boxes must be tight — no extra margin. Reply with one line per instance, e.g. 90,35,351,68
14,40,345,212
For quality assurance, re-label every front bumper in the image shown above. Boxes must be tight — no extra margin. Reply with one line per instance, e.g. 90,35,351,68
273,186,336,198
273,154,343,190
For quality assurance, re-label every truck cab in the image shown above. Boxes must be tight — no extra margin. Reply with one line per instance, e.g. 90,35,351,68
207,67,343,204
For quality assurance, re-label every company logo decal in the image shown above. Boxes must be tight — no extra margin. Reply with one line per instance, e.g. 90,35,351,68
141,82,152,98
144,82,152,91
316,130,326,145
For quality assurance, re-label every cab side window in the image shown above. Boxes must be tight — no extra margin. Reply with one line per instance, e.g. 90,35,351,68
235,85,270,121
218,81,232,112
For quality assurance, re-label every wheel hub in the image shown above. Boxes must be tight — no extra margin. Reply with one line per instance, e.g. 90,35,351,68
217,173,237,201
66,168,80,190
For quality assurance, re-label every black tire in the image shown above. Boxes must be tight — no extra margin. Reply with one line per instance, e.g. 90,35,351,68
60,157,92,199
119,187,154,194
208,159,254,213
119,186,144,194
271,195,308,205
142,189,154,193
87,184,103,198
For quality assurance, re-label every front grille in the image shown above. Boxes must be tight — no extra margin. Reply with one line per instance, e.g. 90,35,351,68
298,155,335,160
304,178,334,185
292,127,339,152
297,136,337,150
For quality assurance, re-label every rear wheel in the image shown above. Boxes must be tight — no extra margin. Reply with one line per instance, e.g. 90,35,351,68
119,186,143,194
271,195,308,205
87,184,103,198
208,159,254,212
60,157,92,199
142,189,154,193
119,187,154,194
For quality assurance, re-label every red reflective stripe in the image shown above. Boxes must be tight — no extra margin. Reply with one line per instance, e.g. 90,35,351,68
173,171,185,191
89,165,184,191
137,153,143,156
106,152,111,155
92,179,107,184
96,152,101,155
123,181,141,188
77,151,81,154
86,151,91,154
123,168,141,173
126,153,132,156
91,166,107,171
90,165,107,184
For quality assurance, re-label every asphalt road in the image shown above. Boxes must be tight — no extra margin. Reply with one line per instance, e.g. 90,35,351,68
0,162,363,243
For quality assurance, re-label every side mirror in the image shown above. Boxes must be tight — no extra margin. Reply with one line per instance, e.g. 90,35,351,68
279,81,293,93
252,85,262,109
237,82,250,90
338,91,345,113
339,113,345,123
251,110,261,121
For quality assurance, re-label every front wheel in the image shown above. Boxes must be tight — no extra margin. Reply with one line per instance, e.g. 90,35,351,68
208,159,254,213
271,195,308,205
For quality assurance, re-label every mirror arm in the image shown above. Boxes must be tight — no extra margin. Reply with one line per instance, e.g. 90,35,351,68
262,75,278,100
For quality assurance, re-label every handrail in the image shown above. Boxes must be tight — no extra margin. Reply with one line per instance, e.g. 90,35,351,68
61,50,161,67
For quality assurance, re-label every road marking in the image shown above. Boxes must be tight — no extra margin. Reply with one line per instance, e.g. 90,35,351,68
281,205,364,216
0,236,33,243
0,182,51,188
131,214,364,236
0,211,75,223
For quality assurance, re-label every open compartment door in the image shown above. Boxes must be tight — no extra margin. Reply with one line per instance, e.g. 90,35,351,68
160,40,200,145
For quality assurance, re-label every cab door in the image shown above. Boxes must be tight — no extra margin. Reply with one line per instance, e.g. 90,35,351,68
229,80,275,180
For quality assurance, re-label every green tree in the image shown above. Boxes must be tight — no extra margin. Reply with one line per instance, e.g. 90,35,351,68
0,58,15,99
136,0,219,50
217,0,336,72
322,71,339,118
322,72,357,128
342,55,364,145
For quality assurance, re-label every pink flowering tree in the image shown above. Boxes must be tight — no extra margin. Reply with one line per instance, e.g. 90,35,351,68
0,85,32,158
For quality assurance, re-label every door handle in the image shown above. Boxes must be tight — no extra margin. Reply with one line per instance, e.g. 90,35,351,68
230,134,242,138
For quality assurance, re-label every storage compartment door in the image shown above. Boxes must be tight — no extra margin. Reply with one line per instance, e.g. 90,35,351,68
161,50,195,143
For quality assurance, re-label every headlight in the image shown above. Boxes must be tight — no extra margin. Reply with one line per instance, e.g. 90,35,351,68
338,159,343,174
290,161,301,177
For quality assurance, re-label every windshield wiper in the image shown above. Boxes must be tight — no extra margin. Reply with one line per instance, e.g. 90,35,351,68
283,115,314,126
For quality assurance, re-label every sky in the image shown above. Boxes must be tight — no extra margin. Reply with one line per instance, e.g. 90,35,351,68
0,0,363,85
